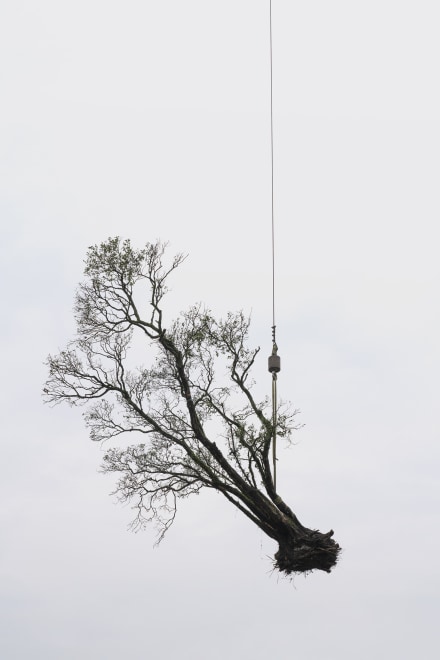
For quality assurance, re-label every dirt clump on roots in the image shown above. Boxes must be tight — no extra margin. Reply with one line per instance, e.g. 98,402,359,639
274,529,341,575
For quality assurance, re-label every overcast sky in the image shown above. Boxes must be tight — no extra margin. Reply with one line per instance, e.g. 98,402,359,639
1,1,439,658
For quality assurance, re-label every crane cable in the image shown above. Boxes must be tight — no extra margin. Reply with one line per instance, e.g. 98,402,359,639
270,0,275,333
267,0,281,492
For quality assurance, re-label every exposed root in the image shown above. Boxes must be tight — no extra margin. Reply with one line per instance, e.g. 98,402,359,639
274,529,341,575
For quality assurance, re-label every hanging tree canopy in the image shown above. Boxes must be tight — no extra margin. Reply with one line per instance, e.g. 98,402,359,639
44,237,340,576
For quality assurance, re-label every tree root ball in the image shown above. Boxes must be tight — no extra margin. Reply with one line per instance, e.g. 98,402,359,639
274,529,341,575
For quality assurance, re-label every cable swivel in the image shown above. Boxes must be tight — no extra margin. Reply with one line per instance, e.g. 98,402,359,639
268,338,281,374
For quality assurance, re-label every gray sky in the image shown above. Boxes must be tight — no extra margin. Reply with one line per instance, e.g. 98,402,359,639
1,1,439,658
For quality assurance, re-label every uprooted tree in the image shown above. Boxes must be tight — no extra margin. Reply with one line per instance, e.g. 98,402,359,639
44,237,340,575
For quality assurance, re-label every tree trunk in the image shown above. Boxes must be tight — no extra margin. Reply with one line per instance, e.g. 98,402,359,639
241,488,341,575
